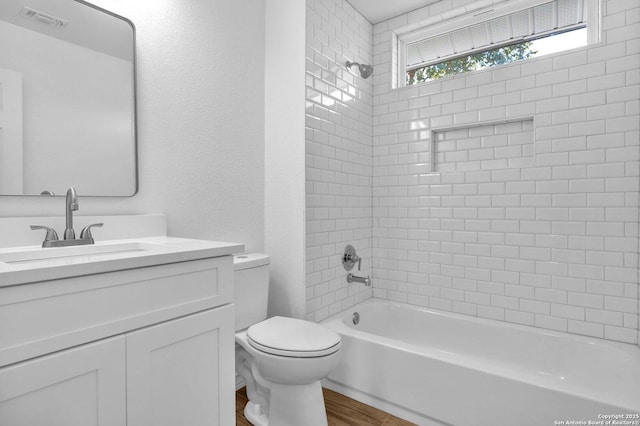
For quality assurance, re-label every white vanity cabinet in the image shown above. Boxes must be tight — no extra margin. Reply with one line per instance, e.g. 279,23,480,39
0,244,238,426
126,305,234,426
0,336,127,426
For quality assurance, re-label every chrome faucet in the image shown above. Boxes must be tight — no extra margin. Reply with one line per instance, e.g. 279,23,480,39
347,273,371,286
342,244,371,286
64,187,79,240
30,187,103,247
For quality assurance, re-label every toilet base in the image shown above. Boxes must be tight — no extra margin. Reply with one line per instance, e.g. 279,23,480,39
244,401,269,426
241,381,328,426
269,381,328,426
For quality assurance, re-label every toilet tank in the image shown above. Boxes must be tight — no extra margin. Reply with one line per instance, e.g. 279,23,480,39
234,253,270,331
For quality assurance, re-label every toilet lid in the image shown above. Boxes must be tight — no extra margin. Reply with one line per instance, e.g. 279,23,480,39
247,316,341,358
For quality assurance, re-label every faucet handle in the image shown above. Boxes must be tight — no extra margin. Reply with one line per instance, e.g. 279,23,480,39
80,223,103,241
30,225,59,245
342,245,362,271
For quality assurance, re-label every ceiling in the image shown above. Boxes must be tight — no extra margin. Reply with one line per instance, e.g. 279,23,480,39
347,0,440,24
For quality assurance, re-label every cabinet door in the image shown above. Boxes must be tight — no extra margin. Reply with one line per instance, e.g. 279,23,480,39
0,336,126,426
126,305,234,426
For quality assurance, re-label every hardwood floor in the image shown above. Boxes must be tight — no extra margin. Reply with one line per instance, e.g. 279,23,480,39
236,387,416,426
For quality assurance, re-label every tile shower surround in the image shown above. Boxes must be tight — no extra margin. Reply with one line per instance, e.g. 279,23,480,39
307,0,640,344
305,0,374,321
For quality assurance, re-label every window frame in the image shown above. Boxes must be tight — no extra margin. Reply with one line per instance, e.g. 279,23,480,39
395,0,601,88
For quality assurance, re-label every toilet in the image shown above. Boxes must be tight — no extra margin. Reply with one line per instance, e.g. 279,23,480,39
234,253,341,426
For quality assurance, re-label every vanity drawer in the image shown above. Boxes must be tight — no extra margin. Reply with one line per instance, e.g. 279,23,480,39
0,256,233,367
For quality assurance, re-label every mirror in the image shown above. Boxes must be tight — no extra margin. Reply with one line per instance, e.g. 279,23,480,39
0,0,136,196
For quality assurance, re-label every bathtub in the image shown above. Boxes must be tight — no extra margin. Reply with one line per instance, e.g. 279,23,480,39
322,299,640,426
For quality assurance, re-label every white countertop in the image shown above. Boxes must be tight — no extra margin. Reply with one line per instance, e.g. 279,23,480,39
0,236,243,287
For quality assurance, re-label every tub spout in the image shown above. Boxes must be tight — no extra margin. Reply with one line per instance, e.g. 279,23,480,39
347,273,371,286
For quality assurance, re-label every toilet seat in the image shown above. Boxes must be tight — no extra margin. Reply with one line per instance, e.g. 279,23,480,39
247,316,341,358
248,338,341,358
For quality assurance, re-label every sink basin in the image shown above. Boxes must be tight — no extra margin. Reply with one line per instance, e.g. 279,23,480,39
0,242,171,266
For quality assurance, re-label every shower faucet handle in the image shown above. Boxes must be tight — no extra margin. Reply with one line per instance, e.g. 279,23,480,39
342,245,361,271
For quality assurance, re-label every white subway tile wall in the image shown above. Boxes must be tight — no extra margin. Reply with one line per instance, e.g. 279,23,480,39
433,120,535,173
371,0,640,344
305,0,373,321
305,0,639,345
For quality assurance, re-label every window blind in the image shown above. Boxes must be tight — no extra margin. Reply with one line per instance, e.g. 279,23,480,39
406,0,586,70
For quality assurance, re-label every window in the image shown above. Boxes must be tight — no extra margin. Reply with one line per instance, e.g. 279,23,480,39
396,0,600,87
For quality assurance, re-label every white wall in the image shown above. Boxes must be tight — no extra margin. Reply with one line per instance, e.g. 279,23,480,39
0,0,266,251
372,0,639,344
264,0,307,319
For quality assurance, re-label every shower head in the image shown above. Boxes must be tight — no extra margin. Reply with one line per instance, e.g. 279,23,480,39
345,61,374,79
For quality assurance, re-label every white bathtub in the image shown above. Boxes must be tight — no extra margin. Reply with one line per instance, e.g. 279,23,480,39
322,299,640,426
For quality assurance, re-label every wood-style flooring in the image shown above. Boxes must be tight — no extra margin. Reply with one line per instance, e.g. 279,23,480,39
236,387,416,426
